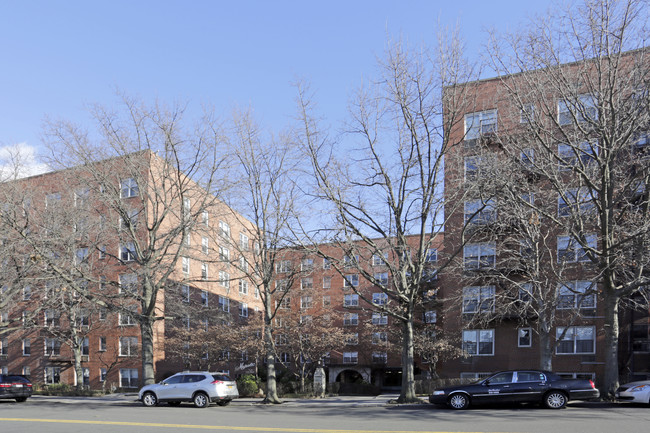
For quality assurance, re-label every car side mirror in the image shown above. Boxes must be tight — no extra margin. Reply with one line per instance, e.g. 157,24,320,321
483,380,490,386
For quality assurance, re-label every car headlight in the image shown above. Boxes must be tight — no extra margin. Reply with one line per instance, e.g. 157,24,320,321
628,385,650,392
432,390,445,396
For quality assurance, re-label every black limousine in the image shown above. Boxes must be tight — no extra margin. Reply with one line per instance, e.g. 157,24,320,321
429,370,599,409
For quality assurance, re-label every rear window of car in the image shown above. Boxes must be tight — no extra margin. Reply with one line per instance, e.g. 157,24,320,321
7,376,30,383
517,371,545,382
211,374,231,382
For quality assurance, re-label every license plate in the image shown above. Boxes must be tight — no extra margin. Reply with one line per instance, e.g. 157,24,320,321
14,384,23,388
227,385,233,389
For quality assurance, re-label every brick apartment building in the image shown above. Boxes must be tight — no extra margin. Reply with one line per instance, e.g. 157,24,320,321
0,151,262,390
438,49,650,387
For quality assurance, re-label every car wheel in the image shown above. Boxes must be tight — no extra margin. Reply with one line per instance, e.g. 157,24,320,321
15,397,27,403
448,393,470,410
544,391,567,409
193,392,210,408
168,401,181,407
216,400,230,406
142,392,158,407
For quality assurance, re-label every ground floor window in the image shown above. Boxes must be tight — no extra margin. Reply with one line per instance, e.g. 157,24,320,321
45,366,61,384
343,352,358,364
556,326,595,354
462,329,494,356
100,368,107,382
518,328,532,347
120,368,139,388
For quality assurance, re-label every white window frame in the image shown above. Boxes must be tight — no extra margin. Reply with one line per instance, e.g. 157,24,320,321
557,281,596,309
343,312,359,326
120,178,139,198
463,243,496,270
462,329,495,356
556,326,596,355
372,292,388,305
462,286,495,313
343,294,359,307
372,312,388,325
239,279,249,295
557,234,596,263
464,109,497,140
464,199,497,225
342,351,358,364
518,327,532,347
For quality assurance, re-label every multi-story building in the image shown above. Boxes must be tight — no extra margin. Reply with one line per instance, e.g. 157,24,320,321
439,49,650,387
0,151,262,390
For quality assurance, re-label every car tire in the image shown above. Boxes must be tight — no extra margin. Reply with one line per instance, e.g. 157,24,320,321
216,400,230,406
448,393,470,410
544,391,567,409
142,392,158,407
193,392,210,408
168,401,181,407
15,397,27,403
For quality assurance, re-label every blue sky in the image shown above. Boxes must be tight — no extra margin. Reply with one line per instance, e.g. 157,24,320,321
0,0,555,172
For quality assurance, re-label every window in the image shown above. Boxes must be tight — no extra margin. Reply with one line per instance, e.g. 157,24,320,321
323,276,331,289
275,279,288,292
322,258,331,270
82,338,89,356
519,283,532,304
275,334,288,346
44,338,61,356
558,94,597,125
219,246,230,262
44,309,60,327
119,273,138,294
118,306,137,326
520,148,535,167
632,323,650,352
558,188,595,217
558,141,597,170
74,188,89,207
557,281,596,309
119,337,138,356
300,295,313,309
557,234,596,263
98,245,107,259
239,302,248,317
343,352,358,364
75,247,89,265
464,109,497,140
218,220,230,238
372,292,387,305
45,367,61,384
100,368,107,383
632,132,649,156
372,352,387,364
276,260,292,273
343,312,358,326
464,199,497,225
22,338,30,356
518,328,532,347
46,192,61,207
0,338,7,356
462,286,495,313
344,294,359,307
372,312,388,325
424,311,437,324
201,263,208,280
239,256,248,271
345,333,359,345
372,252,387,266
120,178,139,198
372,332,387,345
216,296,229,312
200,290,209,306
120,368,139,388
218,271,230,288
426,248,438,263
374,273,388,287
301,278,313,290
23,286,31,300
277,297,291,309
343,255,359,268
463,243,496,270
556,326,595,354
464,156,484,181
322,295,331,306
202,211,209,227
301,258,314,271
520,104,535,123
239,280,249,295
462,329,494,356
99,308,107,321
239,233,249,250
344,274,359,288
279,352,290,363
22,366,30,377
119,243,136,262
99,336,107,352
182,257,190,275
201,237,209,255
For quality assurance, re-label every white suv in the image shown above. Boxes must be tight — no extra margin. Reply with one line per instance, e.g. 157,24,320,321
138,372,239,408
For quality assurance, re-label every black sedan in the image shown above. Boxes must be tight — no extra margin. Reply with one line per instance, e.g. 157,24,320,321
429,370,599,409
0,374,33,402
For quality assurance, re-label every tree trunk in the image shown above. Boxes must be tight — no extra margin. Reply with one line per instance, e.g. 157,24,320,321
397,317,419,403
263,317,282,404
602,294,620,400
141,319,156,386
538,323,553,371
72,344,84,391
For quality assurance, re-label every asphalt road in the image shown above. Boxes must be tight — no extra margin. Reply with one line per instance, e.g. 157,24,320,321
0,395,648,433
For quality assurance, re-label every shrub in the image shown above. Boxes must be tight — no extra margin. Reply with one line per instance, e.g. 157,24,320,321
237,374,260,397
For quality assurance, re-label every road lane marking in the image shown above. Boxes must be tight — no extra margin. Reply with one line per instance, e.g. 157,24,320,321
0,418,501,433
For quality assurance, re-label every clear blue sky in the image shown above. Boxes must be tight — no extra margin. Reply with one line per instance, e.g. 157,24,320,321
0,0,555,170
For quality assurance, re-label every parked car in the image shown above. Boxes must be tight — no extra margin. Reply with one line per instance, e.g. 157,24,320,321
429,370,599,409
616,380,650,405
138,371,238,408
0,374,33,402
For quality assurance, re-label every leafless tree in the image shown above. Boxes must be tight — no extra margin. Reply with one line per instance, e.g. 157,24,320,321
486,0,650,397
296,35,477,402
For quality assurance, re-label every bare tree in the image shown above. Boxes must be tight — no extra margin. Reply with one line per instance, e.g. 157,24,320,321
486,0,650,397
42,95,231,385
297,35,476,402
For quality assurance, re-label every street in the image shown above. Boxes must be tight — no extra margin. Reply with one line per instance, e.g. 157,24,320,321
0,395,649,433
